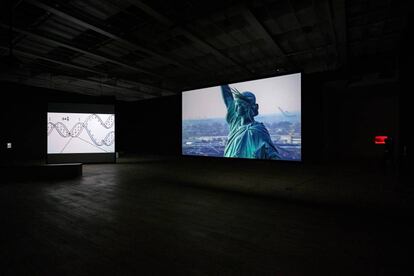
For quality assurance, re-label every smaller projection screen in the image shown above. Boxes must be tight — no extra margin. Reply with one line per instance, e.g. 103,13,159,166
182,73,301,161
47,103,115,163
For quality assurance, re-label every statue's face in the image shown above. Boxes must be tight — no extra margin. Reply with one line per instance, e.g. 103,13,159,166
235,99,250,117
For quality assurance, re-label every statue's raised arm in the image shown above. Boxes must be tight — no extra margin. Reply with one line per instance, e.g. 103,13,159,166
221,84,233,108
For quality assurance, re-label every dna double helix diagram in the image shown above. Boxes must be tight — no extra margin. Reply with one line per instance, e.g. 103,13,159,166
48,113,115,153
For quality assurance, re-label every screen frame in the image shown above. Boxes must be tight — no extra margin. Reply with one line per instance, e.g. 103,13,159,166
47,103,116,164
180,71,303,163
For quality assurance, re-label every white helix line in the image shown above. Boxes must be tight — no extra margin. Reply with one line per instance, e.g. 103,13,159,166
48,114,115,147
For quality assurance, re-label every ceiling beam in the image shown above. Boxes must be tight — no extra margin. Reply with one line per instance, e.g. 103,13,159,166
237,5,297,71
285,44,335,57
0,45,109,75
61,76,154,98
0,23,161,78
0,72,150,100
13,0,24,9
329,0,347,69
125,0,253,75
124,0,172,26
25,0,202,74
0,45,172,95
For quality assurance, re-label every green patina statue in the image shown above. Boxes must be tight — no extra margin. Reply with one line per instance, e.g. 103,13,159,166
221,84,281,159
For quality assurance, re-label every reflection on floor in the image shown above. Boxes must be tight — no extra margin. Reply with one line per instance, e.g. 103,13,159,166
0,156,411,275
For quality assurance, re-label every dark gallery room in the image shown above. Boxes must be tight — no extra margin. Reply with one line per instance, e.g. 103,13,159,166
0,0,412,275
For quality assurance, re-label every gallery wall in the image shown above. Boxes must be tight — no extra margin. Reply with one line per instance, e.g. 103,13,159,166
116,95,181,156
0,83,115,164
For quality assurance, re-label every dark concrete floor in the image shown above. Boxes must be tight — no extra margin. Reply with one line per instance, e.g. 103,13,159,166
1,157,412,275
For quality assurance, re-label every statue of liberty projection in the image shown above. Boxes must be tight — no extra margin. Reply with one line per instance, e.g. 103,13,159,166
221,84,281,159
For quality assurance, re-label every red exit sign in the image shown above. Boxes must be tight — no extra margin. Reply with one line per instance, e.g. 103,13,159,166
374,136,388,145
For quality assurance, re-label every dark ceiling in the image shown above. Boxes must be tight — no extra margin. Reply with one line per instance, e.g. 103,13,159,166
0,0,409,101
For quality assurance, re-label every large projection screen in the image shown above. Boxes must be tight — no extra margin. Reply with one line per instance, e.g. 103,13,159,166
182,73,301,161
47,103,115,163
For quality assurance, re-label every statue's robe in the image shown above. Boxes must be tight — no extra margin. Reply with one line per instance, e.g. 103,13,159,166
224,101,281,159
